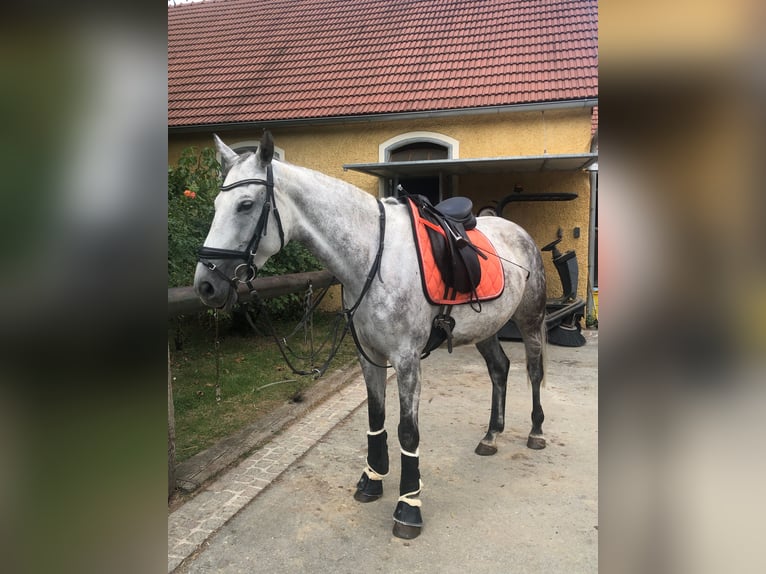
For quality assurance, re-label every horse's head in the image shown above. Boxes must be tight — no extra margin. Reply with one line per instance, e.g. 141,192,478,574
194,131,285,310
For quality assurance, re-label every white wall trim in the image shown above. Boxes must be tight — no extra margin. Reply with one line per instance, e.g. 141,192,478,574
378,131,460,162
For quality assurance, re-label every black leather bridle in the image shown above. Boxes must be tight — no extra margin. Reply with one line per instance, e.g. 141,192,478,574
198,165,391,374
197,164,285,289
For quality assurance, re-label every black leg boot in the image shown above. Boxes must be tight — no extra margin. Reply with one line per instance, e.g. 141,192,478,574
392,449,423,539
354,429,389,502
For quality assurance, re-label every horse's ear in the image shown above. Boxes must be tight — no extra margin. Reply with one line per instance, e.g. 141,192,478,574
213,134,239,176
258,130,274,165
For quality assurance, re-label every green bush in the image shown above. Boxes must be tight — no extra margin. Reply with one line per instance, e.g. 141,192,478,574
168,146,219,287
168,146,322,317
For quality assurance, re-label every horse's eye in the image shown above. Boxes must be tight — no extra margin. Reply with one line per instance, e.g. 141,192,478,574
237,200,254,213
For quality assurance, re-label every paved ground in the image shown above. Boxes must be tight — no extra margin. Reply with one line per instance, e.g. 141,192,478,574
169,331,597,573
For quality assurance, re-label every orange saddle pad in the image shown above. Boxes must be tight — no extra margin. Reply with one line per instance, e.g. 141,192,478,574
407,198,505,305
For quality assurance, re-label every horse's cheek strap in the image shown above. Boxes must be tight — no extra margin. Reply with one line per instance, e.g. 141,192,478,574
267,165,285,249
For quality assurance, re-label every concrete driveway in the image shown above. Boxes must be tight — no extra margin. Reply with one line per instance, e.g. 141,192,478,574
170,331,597,573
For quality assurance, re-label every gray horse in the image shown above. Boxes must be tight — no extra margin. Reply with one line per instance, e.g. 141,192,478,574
194,132,547,539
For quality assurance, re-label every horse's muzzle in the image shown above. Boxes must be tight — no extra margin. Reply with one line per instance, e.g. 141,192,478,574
194,264,238,311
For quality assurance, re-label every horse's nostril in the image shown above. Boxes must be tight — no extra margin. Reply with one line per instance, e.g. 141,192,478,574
199,281,215,298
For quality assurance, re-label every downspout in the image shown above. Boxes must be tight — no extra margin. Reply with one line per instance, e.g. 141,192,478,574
586,128,598,323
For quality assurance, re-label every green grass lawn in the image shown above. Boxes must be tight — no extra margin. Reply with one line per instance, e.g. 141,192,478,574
169,310,359,462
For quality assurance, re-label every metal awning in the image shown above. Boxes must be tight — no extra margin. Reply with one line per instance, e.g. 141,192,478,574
343,153,598,178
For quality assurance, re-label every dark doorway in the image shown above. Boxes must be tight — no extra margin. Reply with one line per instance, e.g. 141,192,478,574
389,141,448,205
398,176,440,205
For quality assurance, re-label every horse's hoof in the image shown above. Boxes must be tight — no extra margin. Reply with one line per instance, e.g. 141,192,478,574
392,500,423,539
393,521,422,539
354,489,382,503
527,434,546,449
475,442,498,456
354,473,383,503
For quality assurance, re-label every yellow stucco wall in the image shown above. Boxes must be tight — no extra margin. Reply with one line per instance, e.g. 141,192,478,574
169,108,594,301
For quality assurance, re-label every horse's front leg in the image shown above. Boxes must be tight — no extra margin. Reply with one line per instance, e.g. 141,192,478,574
354,352,390,503
392,352,424,539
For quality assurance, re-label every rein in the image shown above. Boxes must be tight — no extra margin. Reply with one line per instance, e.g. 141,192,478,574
250,199,388,376
342,200,393,370
242,282,346,377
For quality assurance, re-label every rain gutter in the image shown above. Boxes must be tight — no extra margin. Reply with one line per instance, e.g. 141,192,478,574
168,99,599,134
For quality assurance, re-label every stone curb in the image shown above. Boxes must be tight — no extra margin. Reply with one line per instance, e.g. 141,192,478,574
168,367,371,573
173,362,363,494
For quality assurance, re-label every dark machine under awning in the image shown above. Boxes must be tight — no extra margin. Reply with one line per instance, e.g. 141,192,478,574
343,153,598,178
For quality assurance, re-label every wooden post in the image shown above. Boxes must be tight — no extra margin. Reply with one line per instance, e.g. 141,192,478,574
168,344,176,500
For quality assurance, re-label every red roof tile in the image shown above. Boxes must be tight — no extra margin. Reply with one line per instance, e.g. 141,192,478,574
168,0,597,127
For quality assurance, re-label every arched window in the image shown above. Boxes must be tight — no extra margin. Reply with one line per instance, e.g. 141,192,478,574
388,142,448,163
380,132,459,204
230,140,284,161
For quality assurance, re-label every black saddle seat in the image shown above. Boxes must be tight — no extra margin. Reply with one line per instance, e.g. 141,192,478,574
435,197,476,230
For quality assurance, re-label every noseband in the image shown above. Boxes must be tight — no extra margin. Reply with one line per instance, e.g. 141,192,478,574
197,164,285,289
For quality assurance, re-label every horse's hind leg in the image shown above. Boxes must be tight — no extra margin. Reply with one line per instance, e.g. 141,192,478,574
354,354,390,503
516,315,547,450
474,335,510,456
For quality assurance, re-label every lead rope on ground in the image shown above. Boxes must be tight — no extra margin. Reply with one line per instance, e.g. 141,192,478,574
214,308,222,402
304,282,314,366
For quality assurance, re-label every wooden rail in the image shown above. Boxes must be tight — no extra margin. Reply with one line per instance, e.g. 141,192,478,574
168,270,337,317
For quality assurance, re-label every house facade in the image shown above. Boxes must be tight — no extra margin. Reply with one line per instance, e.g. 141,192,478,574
169,0,598,305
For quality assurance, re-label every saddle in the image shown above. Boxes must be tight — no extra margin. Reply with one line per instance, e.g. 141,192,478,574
406,195,482,295
405,195,504,304
404,195,505,355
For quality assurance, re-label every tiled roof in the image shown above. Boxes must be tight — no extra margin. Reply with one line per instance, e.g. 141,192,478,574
168,0,598,127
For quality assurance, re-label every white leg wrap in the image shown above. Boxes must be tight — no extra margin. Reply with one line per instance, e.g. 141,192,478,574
363,464,388,481
362,428,388,479
397,479,424,507
400,447,419,457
